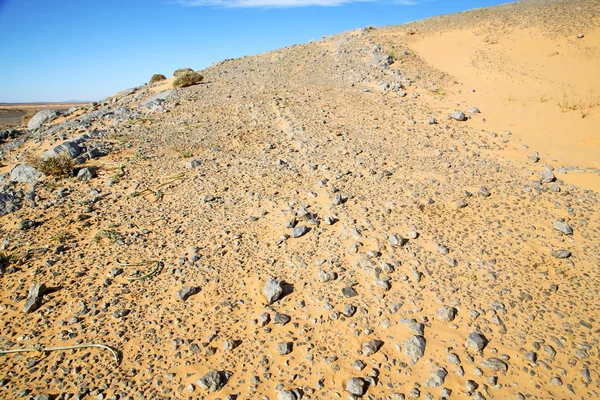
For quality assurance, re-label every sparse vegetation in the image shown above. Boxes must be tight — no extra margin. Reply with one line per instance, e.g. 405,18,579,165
27,153,74,178
0,251,19,271
50,231,69,244
149,74,166,84
173,72,203,88
558,90,600,118
173,68,194,77
179,150,194,158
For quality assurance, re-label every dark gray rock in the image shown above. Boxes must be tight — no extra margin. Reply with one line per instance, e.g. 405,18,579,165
273,312,291,325
142,90,173,109
342,286,358,298
41,141,82,160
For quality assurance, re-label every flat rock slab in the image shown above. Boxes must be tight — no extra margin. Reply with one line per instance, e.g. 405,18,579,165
28,109,59,130
9,164,44,183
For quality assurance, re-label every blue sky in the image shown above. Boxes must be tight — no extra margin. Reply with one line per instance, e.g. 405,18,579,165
0,0,510,103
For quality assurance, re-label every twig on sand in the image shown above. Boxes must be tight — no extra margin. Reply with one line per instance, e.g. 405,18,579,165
0,344,120,364
116,259,163,280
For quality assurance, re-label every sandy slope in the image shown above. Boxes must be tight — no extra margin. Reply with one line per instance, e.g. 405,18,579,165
0,1,599,399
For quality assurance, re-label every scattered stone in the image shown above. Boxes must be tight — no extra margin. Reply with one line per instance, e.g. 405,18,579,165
450,111,467,121
551,249,571,259
466,333,488,351
345,377,367,396
77,167,97,182
553,221,573,235
481,358,508,372
362,339,384,356
196,370,227,392
277,342,293,355
540,169,555,183
263,276,284,304
23,283,47,313
404,335,427,360
176,286,200,301
28,109,59,130
436,306,457,322
9,164,44,183
290,225,309,238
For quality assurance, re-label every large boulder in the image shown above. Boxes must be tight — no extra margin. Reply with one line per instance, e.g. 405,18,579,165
28,110,59,130
9,164,44,183
141,90,173,109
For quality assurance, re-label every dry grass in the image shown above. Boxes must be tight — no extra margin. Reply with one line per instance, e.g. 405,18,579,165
173,68,194,77
149,74,166,84
173,72,204,89
558,91,600,118
27,153,74,178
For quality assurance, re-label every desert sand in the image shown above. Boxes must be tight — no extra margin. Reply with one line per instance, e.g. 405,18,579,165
0,0,599,399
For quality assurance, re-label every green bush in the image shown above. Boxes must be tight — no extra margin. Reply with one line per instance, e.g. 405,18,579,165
27,153,74,178
149,74,166,84
173,68,194,77
173,72,203,88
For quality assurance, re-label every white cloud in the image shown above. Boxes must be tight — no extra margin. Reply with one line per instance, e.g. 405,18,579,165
179,0,421,8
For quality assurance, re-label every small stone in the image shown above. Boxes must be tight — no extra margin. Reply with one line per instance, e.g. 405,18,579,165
277,342,293,355
362,340,384,356
540,169,555,183
481,358,508,372
175,286,200,301
466,333,488,351
577,33,585,39
342,286,358,298
436,306,457,322
196,370,226,392
450,111,467,121
262,276,284,304
553,221,573,235
290,226,309,238
77,167,97,182
524,351,537,363
345,377,367,396
23,283,47,313
551,249,571,259
404,335,426,360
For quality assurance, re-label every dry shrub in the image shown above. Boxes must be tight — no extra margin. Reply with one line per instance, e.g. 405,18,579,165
149,74,166,84
28,153,74,178
173,68,194,77
173,72,203,88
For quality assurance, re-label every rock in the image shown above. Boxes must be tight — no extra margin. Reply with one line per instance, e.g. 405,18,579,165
18,219,38,230
481,358,508,372
436,306,457,322
277,342,293,355
466,333,488,351
345,377,367,396
278,389,302,400
362,339,384,356
450,111,467,121
523,351,537,363
41,140,83,160
273,312,291,325
9,164,44,183
467,107,480,114
529,152,540,163
540,169,555,183
187,159,201,169
404,335,426,359
388,233,407,247
429,117,437,125
142,90,173,109
551,249,571,259
262,276,283,304
176,286,200,301
342,286,358,298
479,186,491,197
577,33,585,38
290,225,309,238
196,370,227,392
343,304,357,317
28,109,59,130
424,368,447,389
77,167,97,182
23,283,47,313
553,221,573,235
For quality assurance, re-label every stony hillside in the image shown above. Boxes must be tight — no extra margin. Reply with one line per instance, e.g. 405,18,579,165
1,0,599,399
